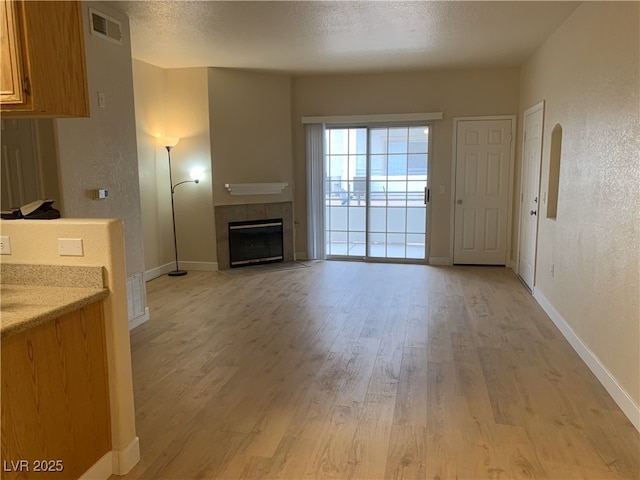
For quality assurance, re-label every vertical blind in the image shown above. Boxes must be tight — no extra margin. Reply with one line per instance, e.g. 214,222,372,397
305,123,325,259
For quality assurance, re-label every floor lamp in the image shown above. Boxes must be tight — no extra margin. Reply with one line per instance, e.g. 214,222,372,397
161,137,199,277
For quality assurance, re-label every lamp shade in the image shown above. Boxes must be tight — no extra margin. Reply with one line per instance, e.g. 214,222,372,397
190,167,204,182
158,136,180,148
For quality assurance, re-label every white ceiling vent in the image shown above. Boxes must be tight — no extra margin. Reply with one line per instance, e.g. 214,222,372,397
89,8,123,46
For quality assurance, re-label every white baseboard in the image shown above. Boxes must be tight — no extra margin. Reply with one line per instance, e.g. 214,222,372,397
144,263,173,281
129,307,149,330
179,261,218,271
429,256,451,266
534,289,640,432
145,261,218,281
79,451,112,480
112,436,141,475
78,436,140,480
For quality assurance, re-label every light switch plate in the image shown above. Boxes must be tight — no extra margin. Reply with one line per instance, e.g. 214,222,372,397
0,236,12,255
58,238,84,256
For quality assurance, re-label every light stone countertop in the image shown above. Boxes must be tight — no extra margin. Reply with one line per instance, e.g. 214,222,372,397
0,264,109,338
1,284,108,338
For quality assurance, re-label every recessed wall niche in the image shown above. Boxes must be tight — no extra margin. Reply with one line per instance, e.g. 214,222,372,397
547,123,563,219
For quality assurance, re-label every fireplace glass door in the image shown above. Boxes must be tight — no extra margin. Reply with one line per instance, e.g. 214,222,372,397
324,125,429,261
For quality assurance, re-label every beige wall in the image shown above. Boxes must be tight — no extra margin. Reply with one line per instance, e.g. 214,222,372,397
133,64,215,272
135,67,293,272
165,68,215,265
55,1,144,279
132,59,168,273
518,2,639,405
208,68,294,207
291,68,521,258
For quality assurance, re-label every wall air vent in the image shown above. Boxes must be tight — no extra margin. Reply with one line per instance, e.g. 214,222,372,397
89,8,123,45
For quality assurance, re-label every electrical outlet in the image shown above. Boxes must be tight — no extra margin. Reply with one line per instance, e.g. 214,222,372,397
58,238,84,256
0,236,12,255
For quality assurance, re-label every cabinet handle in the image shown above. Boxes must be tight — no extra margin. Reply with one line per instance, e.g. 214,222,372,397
23,77,31,95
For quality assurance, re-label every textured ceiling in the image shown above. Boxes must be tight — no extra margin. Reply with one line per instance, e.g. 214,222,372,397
103,1,580,74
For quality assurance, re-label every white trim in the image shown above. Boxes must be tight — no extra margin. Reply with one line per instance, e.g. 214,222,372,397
77,436,140,480
534,289,640,432
79,452,112,480
112,436,141,475
129,307,149,330
301,112,443,125
428,257,451,266
224,183,288,195
144,262,174,281
178,261,218,271
145,262,218,282
516,101,545,286
450,115,517,265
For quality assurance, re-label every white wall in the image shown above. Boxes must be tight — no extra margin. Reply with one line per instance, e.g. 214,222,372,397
55,1,144,280
518,1,639,421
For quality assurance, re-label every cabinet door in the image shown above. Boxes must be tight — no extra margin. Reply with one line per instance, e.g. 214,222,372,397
0,0,26,104
1,0,89,117
1,301,111,480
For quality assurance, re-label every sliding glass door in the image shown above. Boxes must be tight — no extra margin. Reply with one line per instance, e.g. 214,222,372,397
325,125,429,261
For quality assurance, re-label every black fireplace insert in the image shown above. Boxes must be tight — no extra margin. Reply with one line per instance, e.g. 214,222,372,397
228,218,284,267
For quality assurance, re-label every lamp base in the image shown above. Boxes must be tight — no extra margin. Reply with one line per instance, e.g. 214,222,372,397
168,270,188,277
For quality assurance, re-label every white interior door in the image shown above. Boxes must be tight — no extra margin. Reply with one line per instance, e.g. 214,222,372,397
518,102,544,290
0,119,42,210
453,118,513,265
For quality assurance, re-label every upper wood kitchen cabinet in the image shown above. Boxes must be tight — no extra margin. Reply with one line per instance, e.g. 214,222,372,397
1,0,90,117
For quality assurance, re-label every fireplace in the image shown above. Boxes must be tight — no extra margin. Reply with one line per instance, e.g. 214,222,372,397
214,202,294,270
229,218,283,267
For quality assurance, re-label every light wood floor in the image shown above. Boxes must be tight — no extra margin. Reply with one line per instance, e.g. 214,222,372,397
118,262,639,480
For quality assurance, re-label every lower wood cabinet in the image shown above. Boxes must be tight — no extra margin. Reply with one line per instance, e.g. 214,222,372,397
1,301,111,480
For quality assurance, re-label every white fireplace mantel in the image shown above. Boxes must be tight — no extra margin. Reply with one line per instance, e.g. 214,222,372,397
224,183,288,195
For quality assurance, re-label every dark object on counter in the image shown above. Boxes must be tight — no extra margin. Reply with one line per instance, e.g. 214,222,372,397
1,199,60,220
1,209,23,219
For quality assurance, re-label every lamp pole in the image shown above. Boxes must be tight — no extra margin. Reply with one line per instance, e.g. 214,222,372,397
166,145,187,276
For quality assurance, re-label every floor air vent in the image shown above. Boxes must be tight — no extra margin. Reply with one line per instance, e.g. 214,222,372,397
89,8,123,45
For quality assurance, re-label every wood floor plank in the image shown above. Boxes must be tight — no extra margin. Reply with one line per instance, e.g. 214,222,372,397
384,425,426,480
367,330,405,397
347,393,396,480
393,347,429,428
301,402,360,479
114,263,640,480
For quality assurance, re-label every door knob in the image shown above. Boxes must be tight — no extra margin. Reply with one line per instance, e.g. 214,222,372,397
456,199,463,205
530,210,537,216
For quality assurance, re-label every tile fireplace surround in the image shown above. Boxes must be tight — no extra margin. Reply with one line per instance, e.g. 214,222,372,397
214,201,294,270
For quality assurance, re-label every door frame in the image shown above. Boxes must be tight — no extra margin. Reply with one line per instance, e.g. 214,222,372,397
516,101,545,289
449,115,517,266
